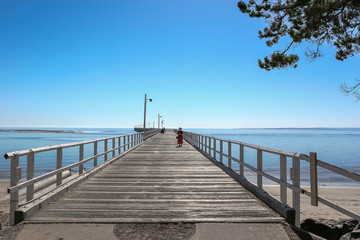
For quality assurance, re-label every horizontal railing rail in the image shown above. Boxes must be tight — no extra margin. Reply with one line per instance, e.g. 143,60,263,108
180,130,360,227
4,129,160,225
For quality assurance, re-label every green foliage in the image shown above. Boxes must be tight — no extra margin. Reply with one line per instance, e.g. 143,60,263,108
238,0,360,71
258,52,299,70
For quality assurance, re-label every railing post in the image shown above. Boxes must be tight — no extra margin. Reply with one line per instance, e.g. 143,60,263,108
118,137,121,155
239,144,244,176
104,140,108,161
79,144,84,174
27,151,35,201
112,138,115,158
228,142,232,168
94,141,98,167
257,149,262,188
292,156,301,227
56,148,62,187
127,135,130,149
10,155,19,225
213,138,216,159
310,152,318,206
123,136,126,151
201,136,204,151
131,135,134,148
280,154,287,204
220,140,223,164
205,137,207,152
208,137,211,155
205,137,207,153
206,137,209,154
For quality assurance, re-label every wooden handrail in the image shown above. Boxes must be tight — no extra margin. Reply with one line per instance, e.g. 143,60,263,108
184,131,360,182
5,129,161,225
4,132,140,159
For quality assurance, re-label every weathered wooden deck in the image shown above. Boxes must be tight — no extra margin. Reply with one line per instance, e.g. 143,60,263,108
26,132,283,223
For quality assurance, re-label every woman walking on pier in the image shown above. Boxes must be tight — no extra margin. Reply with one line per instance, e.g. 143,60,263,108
177,127,183,147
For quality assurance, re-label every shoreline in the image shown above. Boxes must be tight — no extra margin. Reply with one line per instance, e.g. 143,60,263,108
0,129,92,134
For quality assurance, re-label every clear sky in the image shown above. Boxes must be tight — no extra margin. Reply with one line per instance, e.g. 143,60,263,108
1,0,359,128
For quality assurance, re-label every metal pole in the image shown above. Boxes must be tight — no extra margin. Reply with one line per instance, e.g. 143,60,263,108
143,94,147,133
158,114,161,129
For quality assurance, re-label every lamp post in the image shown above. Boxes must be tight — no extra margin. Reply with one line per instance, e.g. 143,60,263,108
143,94,152,132
158,114,162,129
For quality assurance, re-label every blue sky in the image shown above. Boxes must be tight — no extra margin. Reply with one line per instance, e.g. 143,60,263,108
1,0,359,128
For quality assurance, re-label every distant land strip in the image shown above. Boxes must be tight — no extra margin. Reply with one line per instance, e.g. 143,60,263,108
0,129,90,134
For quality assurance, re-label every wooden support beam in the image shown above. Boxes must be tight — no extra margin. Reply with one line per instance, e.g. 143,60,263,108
112,138,115,158
56,148,62,187
213,138,216,159
310,152,318,206
104,140,108,161
27,152,35,201
94,141,98,167
220,140,223,164
257,150,262,189
292,157,301,227
79,144,84,174
10,155,19,225
228,142,232,169
280,154,287,205
239,144,244,176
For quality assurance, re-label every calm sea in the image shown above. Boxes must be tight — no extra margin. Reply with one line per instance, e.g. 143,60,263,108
1,128,359,186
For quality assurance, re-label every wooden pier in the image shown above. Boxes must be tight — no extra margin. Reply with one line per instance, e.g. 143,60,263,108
25,132,282,223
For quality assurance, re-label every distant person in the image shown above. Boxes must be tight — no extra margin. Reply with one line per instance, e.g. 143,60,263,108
176,127,183,147
161,128,165,134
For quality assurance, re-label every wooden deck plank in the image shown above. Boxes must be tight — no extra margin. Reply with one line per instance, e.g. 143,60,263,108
26,132,282,223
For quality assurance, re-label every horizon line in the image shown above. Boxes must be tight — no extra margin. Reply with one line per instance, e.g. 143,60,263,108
1,126,360,129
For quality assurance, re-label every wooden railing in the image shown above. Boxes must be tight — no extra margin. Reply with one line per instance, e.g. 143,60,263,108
182,131,360,227
4,129,160,225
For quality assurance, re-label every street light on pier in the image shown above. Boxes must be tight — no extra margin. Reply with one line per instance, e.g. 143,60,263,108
158,114,162,129
143,94,152,132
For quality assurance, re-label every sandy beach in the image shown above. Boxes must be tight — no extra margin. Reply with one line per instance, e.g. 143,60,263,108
263,185,360,222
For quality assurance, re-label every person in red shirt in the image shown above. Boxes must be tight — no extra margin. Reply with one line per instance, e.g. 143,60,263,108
177,127,183,147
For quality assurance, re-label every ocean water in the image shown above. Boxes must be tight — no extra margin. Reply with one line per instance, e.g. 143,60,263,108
1,127,359,186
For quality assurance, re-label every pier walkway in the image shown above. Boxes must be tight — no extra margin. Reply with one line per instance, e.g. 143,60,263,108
26,132,283,223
